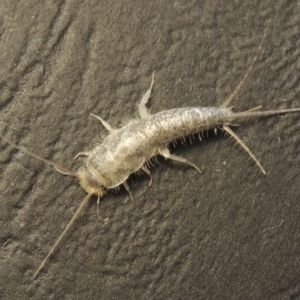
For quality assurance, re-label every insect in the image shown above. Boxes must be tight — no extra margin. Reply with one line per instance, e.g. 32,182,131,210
1,20,300,279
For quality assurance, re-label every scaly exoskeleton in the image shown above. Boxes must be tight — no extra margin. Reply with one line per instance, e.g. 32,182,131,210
1,19,300,279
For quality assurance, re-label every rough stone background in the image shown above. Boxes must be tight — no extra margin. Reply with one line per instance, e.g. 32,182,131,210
0,1,300,299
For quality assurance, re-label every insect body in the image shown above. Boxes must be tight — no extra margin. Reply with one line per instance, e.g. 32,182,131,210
1,20,300,279
79,103,300,197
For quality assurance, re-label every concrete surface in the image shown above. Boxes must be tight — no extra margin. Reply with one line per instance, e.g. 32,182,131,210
0,1,300,299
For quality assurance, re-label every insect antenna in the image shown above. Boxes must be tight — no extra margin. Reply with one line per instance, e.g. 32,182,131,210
0,133,78,178
32,192,94,279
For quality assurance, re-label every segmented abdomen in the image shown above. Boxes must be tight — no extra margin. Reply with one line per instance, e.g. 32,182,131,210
144,107,231,144
88,106,231,188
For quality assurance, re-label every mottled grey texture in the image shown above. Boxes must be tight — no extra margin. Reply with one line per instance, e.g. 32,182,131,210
1,1,300,300
86,106,300,190
88,107,229,188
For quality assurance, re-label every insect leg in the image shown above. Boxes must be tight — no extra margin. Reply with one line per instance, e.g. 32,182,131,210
141,165,153,186
90,113,116,132
123,181,135,202
139,73,155,119
158,146,202,174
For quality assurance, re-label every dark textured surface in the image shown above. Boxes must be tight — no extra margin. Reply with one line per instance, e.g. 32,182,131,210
0,1,300,299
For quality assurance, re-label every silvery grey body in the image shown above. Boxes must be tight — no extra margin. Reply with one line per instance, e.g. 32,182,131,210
29,24,300,280
88,107,231,188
